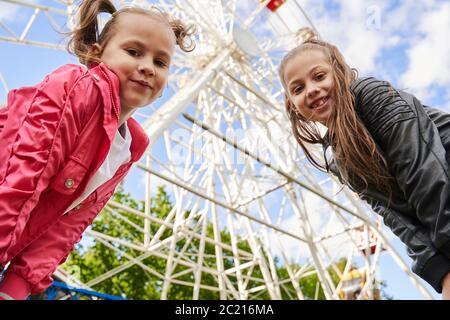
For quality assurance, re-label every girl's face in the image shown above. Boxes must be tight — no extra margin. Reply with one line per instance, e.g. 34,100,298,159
283,50,335,125
95,13,175,113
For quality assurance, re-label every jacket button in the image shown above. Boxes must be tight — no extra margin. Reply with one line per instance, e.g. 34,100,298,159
64,179,74,188
93,74,100,81
75,204,83,210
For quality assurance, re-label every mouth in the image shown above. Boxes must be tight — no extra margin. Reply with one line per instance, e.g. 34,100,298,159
310,96,329,110
131,79,153,90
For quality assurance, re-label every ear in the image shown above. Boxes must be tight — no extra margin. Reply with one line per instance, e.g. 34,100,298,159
284,93,295,110
90,43,102,58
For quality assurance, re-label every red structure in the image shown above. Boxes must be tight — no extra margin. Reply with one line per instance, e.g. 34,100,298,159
264,0,286,12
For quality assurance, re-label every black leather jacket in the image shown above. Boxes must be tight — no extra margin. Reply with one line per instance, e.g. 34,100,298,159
323,77,450,293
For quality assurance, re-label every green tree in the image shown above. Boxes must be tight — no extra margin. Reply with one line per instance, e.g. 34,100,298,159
55,185,385,300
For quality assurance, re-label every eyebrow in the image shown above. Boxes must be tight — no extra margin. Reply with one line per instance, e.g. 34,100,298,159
124,39,172,61
288,65,326,89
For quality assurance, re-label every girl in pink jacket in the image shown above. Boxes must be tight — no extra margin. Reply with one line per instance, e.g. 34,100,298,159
0,0,194,300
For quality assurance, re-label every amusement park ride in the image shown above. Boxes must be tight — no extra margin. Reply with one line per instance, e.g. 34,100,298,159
0,0,435,300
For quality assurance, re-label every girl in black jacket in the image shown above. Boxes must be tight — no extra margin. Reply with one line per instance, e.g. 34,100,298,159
278,30,450,299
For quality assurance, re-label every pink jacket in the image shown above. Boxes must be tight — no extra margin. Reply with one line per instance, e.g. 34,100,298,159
0,63,149,298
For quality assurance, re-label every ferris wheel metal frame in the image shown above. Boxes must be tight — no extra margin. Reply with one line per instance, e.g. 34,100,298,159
0,0,435,300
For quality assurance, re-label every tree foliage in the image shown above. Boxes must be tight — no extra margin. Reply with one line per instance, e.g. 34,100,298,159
58,185,385,300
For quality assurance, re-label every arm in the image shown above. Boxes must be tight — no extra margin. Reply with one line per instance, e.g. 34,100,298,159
0,192,113,299
325,145,450,293
0,65,89,260
442,272,450,300
352,77,450,256
371,200,450,293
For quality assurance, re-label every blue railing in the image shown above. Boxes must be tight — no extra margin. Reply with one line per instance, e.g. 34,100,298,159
44,281,127,300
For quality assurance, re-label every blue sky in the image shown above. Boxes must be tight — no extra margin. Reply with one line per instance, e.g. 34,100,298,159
1,0,449,300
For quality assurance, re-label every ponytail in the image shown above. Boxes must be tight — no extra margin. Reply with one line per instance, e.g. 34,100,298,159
67,0,196,67
67,0,117,67
169,18,196,53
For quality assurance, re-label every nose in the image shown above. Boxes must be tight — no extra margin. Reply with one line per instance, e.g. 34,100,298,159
138,60,156,77
307,83,320,98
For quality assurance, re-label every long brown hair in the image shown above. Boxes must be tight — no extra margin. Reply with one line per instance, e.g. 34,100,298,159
67,0,196,67
279,33,393,193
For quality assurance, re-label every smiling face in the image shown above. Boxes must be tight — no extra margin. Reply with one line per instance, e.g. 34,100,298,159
95,13,175,117
283,49,335,125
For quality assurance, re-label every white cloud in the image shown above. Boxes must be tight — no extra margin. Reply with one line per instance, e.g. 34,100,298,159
400,2,450,100
0,0,42,22
269,0,392,72
271,0,449,88
267,0,450,120
0,2,21,21
309,0,398,73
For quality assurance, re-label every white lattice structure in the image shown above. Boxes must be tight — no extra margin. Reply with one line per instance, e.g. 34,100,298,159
0,0,435,299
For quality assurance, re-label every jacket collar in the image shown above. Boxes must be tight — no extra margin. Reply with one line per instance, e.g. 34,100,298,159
126,117,150,161
89,63,149,161
94,63,121,119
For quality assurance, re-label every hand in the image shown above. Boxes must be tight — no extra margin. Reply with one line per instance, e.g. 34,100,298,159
442,272,450,300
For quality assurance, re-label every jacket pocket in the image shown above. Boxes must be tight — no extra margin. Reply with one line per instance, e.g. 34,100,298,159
50,156,88,195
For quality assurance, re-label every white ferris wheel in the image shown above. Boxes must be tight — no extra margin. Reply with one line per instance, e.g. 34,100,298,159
0,0,435,300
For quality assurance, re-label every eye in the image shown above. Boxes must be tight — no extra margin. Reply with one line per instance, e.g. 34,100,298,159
292,85,304,95
315,73,325,81
126,48,140,57
155,59,168,68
